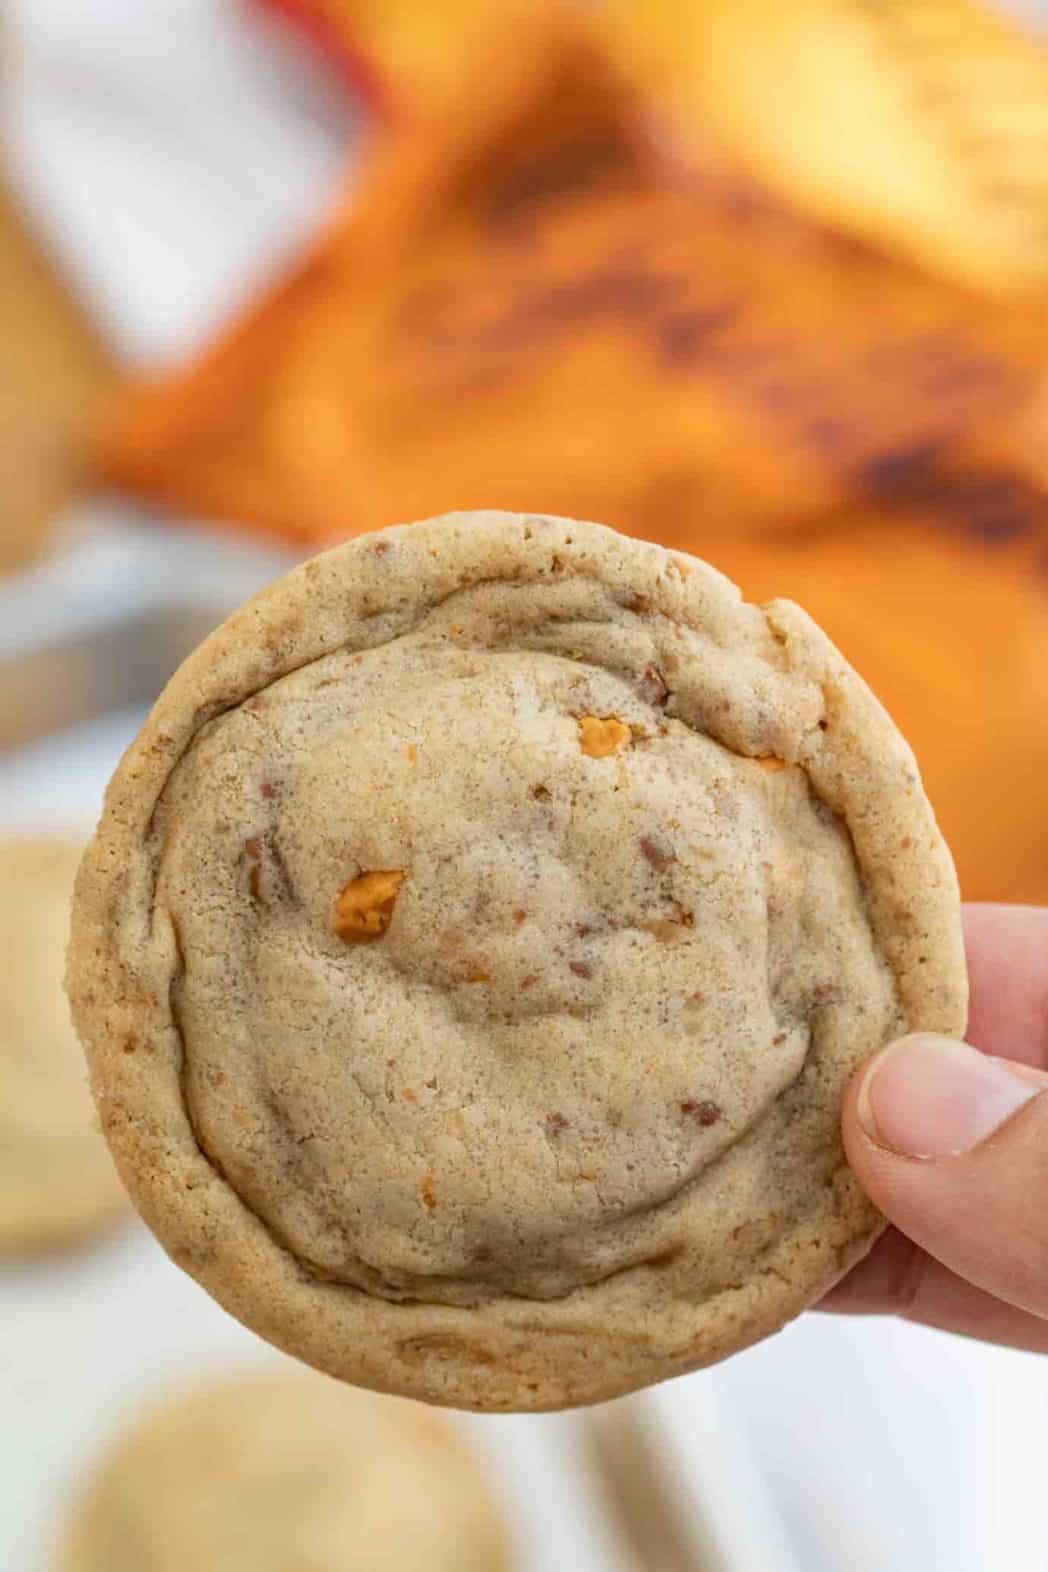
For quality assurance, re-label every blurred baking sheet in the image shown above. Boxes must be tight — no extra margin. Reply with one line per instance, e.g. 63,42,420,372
0,507,294,750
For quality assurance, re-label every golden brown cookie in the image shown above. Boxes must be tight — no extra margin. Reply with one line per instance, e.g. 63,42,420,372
0,838,126,1254
56,1366,511,1572
68,513,966,1408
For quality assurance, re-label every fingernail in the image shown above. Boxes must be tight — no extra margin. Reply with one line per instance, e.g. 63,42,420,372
856,1035,1048,1157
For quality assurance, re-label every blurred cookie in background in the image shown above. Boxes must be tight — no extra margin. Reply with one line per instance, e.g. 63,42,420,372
0,838,127,1254
56,1366,514,1572
0,172,113,574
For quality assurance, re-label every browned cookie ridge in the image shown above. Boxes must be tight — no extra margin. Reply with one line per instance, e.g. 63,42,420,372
68,512,966,1409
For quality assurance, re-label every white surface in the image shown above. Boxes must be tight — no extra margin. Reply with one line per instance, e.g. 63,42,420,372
711,1312,1048,1572
644,1376,804,1572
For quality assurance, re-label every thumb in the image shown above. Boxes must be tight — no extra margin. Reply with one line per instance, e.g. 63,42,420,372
842,1034,1048,1319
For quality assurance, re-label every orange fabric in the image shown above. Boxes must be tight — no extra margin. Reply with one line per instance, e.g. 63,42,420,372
604,0,1048,300
259,0,1048,300
714,525,1048,905
96,14,1048,901
98,17,1048,544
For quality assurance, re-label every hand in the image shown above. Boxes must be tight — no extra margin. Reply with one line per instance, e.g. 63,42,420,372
821,903,1048,1353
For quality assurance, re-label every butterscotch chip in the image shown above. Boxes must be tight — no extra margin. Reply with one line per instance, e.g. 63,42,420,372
68,512,965,1411
578,715,631,756
0,839,127,1254
333,869,405,942
56,1367,510,1572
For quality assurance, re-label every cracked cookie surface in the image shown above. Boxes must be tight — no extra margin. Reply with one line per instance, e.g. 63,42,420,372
68,512,966,1409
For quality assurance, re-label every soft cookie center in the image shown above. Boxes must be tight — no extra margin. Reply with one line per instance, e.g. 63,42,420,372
176,646,822,1301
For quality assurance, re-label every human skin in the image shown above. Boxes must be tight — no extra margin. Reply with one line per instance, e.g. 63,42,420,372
822,903,1048,1354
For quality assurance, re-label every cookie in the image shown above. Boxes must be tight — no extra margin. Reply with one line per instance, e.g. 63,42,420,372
0,838,126,1253
56,1366,511,1572
68,512,966,1409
